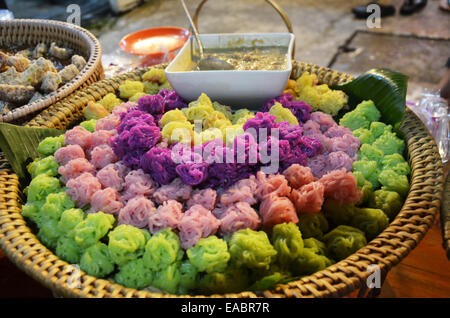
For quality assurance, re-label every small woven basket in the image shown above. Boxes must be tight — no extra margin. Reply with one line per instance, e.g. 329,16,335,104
0,61,445,298
0,19,104,124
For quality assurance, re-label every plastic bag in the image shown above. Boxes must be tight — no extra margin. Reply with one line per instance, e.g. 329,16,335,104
408,89,449,164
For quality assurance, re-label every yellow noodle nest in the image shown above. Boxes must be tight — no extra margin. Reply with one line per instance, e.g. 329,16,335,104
98,93,122,112
142,68,167,85
291,72,348,116
119,80,144,99
160,109,188,127
232,109,255,125
269,102,299,125
161,121,194,144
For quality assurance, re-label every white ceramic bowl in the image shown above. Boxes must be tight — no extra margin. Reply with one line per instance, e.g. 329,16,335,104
165,33,295,110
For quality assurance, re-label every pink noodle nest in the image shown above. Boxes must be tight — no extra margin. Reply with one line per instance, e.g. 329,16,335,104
302,120,322,136
153,178,193,204
306,154,328,178
90,144,118,169
64,126,92,150
290,181,325,214
148,199,184,234
58,158,96,183
54,144,85,166
219,175,258,206
218,202,261,236
310,111,337,133
66,172,102,208
89,187,124,215
96,163,125,192
319,168,362,205
112,102,136,117
259,194,298,228
95,114,121,131
118,195,155,229
255,172,291,200
121,169,157,202
324,125,352,138
282,164,315,189
325,151,354,173
87,130,117,155
178,204,220,249
328,134,360,159
186,188,217,211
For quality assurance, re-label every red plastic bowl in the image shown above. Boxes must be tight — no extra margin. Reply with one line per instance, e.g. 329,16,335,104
119,26,190,57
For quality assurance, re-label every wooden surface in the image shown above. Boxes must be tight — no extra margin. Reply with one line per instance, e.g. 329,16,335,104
0,216,449,298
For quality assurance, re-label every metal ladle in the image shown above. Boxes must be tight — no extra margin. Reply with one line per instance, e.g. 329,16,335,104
180,0,234,71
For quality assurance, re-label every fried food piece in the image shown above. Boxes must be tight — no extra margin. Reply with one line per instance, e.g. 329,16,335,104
41,71,61,93
0,51,31,72
18,57,57,87
71,55,86,71
49,42,73,60
0,51,8,69
33,43,47,59
7,54,31,72
0,84,35,104
59,64,79,84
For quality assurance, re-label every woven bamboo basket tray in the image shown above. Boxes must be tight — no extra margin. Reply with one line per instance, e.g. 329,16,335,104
0,19,104,124
0,61,445,298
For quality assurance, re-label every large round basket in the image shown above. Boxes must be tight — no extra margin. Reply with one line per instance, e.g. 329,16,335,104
0,62,445,298
0,19,104,124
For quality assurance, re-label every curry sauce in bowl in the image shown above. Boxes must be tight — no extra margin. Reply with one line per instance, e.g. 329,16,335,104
165,33,294,109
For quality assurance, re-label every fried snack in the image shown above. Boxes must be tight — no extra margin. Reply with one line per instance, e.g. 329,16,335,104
49,42,73,60
0,83,34,104
41,71,61,93
71,54,87,71
59,64,79,84
32,43,47,59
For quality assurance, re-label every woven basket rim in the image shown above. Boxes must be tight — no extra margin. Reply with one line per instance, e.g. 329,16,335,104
0,18,103,123
0,62,445,298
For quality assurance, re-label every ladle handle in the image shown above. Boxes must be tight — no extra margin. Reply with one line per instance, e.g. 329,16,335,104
180,0,204,58
192,0,295,58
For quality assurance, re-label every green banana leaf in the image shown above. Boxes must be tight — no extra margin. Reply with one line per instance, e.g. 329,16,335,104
0,123,64,184
333,68,408,126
